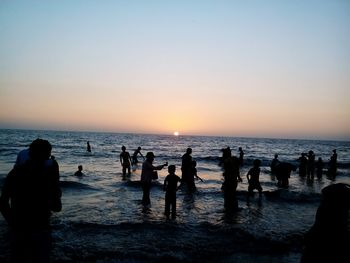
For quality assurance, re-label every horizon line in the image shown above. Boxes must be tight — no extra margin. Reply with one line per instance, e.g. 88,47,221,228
0,127,349,143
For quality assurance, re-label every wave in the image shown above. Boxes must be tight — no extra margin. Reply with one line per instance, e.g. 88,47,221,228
60,181,99,191
263,189,321,203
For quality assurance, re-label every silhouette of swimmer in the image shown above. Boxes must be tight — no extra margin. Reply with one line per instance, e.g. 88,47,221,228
74,165,84,177
141,152,168,206
327,149,337,178
120,146,132,177
270,154,280,174
301,183,350,263
222,147,242,212
87,141,91,152
275,162,297,188
247,159,262,203
0,139,62,263
163,165,181,219
238,147,244,166
132,146,145,165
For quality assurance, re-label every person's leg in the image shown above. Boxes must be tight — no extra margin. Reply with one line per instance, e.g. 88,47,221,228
171,195,177,219
142,183,151,206
31,230,52,263
165,196,170,219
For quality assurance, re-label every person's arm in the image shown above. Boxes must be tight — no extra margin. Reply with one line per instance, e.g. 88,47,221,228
120,154,123,165
0,169,15,225
49,161,62,212
246,170,250,182
152,162,168,171
194,170,203,182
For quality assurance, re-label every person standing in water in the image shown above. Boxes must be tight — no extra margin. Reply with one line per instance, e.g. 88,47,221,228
238,147,244,167
181,148,193,189
141,152,168,207
222,147,242,212
246,159,263,203
328,149,337,178
120,146,132,178
163,165,181,219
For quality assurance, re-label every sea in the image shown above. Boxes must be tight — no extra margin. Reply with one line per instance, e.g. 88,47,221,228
0,129,349,263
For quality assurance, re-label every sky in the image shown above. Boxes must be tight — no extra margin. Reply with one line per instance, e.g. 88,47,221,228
0,0,349,140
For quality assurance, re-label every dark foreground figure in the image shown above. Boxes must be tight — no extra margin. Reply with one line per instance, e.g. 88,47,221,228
301,183,350,263
0,139,62,263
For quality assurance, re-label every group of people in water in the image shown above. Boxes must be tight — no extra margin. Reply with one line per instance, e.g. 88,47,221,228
81,142,340,216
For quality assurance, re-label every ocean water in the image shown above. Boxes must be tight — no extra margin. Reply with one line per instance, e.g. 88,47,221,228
0,129,349,262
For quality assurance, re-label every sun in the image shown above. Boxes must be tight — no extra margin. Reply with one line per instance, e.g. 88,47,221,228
173,131,179,136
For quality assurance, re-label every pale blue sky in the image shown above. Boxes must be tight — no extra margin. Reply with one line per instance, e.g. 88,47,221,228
1,1,349,139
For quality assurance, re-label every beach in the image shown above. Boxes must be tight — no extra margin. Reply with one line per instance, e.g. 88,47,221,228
0,129,349,262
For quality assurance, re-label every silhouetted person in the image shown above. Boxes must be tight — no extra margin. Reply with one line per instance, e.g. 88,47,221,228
188,160,203,193
270,154,280,174
74,165,84,177
0,139,62,263
132,146,145,165
238,147,244,166
141,152,167,207
327,149,337,178
301,183,350,263
316,157,324,179
87,141,91,153
163,165,181,219
247,159,262,203
219,147,231,167
306,150,315,180
275,162,297,188
298,153,308,177
120,146,132,177
222,148,242,212
181,148,193,189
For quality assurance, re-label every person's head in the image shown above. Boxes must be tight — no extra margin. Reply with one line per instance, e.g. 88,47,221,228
223,147,232,158
29,139,52,161
239,147,242,151
78,165,83,171
318,157,322,161
146,152,155,161
192,160,197,167
138,146,142,150
274,154,278,159
333,149,337,153
168,165,176,174
186,148,192,154
122,145,126,151
253,159,261,167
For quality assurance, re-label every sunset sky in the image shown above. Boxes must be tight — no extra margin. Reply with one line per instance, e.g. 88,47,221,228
1,1,349,140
